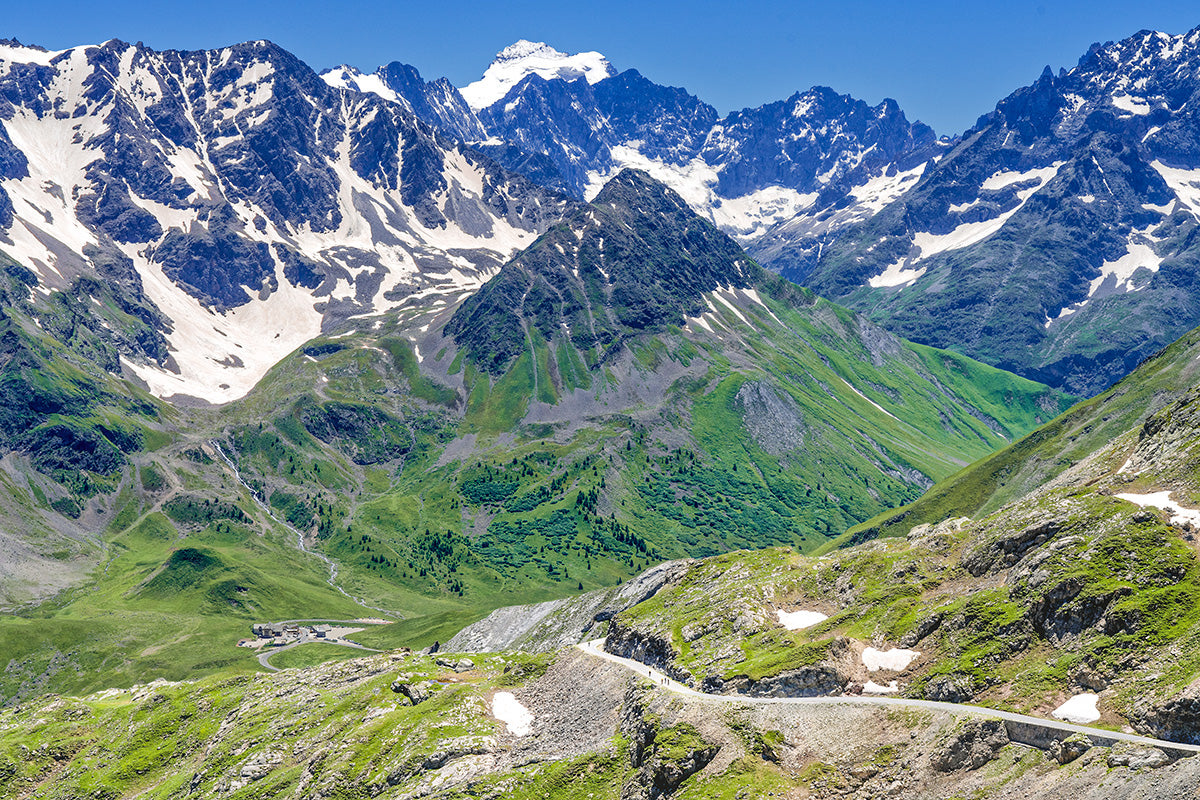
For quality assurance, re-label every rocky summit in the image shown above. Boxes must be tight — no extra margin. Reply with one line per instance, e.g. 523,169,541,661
2,17,1200,800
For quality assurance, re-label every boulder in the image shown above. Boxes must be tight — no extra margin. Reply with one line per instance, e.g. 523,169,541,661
239,750,284,781
1050,733,1092,764
924,674,974,703
1107,743,1170,769
930,719,1009,772
390,679,434,706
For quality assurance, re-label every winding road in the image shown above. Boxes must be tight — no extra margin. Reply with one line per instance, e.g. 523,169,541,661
575,639,1200,757
256,630,382,672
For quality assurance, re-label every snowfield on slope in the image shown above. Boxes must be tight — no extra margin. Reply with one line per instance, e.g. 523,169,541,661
1115,491,1200,528
1052,693,1101,724
776,609,828,630
492,691,534,736
861,647,920,672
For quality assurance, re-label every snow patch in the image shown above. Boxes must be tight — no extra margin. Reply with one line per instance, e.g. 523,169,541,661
842,380,898,420
123,250,323,405
740,287,784,326
863,680,899,694
848,163,926,215
861,647,920,672
709,291,749,326
1115,491,1200,528
1051,693,1100,724
919,164,1060,254
870,163,1062,288
776,610,828,630
980,164,1060,191
1089,238,1161,297
321,67,400,104
1151,161,1200,216
492,691,533,736
1112,93,1151,116
0,42,66,66
584,147,817,240
868,262,927,289
711,185,818,239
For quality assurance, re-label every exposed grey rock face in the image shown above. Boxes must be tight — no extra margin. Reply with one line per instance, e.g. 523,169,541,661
923,674,975,703
390,678,434,705
1134,679,1200,744
734,380,806,456
1107,742,1171,769
604,619,693,686
964,519,1065,576
713,663,848,698
620,685,720,800
445,560,689,653
930,719,1009,772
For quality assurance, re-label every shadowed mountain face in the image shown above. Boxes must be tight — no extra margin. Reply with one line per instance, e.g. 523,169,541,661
799,27,1200,396
447,169,757,372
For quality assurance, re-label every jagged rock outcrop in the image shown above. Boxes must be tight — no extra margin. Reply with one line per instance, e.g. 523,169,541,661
604,619,693,687
619,686,719,800
1107,743,1171,769
1133,680,1200,744
1051,734,1093,765
930,719,1010,772
446,560,689,653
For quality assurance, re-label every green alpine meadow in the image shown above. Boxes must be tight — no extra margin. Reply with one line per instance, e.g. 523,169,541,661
4,14,1200,800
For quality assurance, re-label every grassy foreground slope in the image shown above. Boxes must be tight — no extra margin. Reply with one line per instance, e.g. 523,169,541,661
605,321,1200,743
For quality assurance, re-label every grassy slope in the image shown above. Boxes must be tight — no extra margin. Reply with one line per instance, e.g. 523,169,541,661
207,285,1066,629
615,485,1200,729
0,273,1068,700
611,338,1200,734
0,650,555,799
848,324,1200,543
0,503,367,702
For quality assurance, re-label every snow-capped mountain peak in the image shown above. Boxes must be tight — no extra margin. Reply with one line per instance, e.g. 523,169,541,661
319,65,401,104
459,39,615,110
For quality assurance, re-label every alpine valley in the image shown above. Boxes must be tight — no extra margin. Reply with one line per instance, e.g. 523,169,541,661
0,23,1199,800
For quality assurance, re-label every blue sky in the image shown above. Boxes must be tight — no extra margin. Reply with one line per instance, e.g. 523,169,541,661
6,0,1200,135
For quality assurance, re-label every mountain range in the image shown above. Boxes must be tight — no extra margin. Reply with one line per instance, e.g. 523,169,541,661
328,30,1200,397
3,30,1197,403
2,20,1200,800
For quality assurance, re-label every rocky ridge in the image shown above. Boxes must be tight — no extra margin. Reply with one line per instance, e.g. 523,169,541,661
804,25,1200,395
0,37,573,403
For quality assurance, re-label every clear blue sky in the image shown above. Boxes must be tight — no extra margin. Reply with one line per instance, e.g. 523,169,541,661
5,0,1199,135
